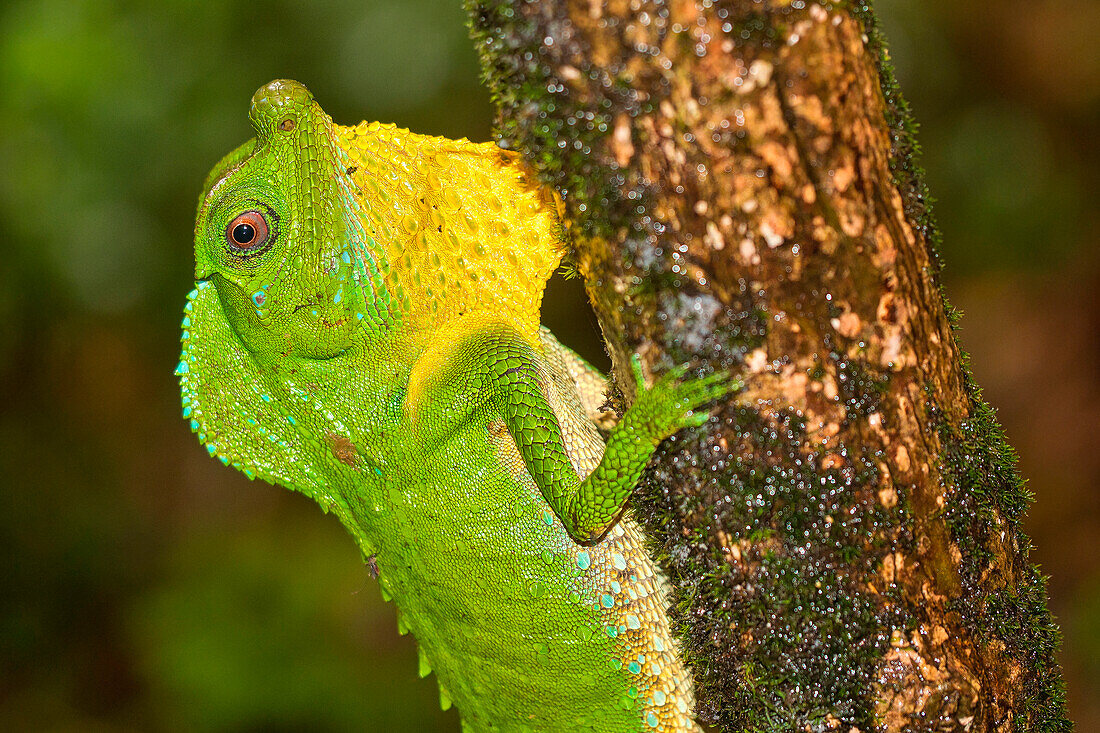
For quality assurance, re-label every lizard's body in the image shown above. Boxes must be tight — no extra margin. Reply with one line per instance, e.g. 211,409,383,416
180,80,727,731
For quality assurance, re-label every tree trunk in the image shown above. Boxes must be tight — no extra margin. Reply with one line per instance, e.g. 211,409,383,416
466,1,1070,731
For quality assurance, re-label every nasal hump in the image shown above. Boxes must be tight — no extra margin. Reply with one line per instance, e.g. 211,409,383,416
249,79,314,136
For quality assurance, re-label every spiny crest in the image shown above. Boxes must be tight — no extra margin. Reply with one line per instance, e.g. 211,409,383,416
333,122,566,339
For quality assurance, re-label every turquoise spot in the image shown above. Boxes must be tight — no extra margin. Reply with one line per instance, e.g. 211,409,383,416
653,690,667,706
601,594,614,608
181,406,192,418
261,394,272,402
334,288,343,304
187,288,199,299
576,551,591,570
206,444,216,455
541,510,554,526
651,663,662,675
606,626,618,638
628,662,641,674
610,581,621,594
174,360,189,375
181,330,190,341
189,419,199,431
608,658,622,671
646,712,659,727
218,456,230,466
626,614,640,630
286,415,297,426
654,637,665,652
181,316,191,327
612,552,626,570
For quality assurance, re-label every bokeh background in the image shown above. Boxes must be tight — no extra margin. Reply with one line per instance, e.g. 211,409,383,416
1,0,1096,730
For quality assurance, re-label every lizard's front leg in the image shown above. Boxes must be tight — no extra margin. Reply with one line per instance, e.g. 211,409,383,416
420,322,736,544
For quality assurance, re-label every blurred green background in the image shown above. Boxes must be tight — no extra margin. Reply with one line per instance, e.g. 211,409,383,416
0,0,1096,730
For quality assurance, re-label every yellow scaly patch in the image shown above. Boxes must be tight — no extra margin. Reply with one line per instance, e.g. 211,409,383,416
334,122,564,340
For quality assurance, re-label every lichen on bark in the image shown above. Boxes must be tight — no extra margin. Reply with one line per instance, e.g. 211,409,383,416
466,0,1070,730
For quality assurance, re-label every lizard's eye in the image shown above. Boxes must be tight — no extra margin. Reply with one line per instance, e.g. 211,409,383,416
226,211,269,253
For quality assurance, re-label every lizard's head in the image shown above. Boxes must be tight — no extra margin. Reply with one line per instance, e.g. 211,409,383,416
179,78,564,501
179,80,397,507
191,79,391,362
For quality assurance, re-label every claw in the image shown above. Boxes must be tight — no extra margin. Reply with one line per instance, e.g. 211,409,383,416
629,353,647,390
683,411,712,429
663,362,693,383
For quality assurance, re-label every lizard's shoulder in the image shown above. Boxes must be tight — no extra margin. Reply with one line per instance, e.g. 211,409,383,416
403,314,538,414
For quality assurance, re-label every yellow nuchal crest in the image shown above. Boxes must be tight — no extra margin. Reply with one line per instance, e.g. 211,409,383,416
334,122,564,339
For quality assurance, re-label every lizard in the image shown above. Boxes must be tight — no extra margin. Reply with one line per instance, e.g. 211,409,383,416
178,79,734,732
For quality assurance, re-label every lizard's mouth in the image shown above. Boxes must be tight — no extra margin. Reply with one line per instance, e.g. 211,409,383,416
207,273,280,354
207,273,358,361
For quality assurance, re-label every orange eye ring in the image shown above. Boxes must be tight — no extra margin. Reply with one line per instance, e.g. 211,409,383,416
226,210,269,253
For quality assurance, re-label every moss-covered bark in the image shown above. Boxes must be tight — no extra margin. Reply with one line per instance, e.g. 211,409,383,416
466,1,1070,730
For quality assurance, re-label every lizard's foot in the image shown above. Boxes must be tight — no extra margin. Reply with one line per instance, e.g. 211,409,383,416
623,354,740,440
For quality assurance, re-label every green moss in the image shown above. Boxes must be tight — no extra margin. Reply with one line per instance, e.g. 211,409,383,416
638,404,898,728
930,368,1070,731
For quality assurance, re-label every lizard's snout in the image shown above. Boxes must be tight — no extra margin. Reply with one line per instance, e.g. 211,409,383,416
249,79,315,138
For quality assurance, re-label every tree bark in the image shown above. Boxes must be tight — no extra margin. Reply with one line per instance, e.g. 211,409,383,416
467,1,1070,731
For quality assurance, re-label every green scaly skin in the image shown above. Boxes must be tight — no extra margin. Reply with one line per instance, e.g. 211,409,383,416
179,80,735,732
